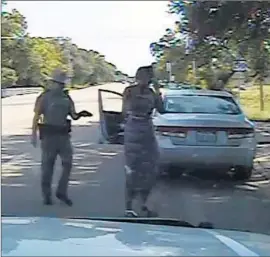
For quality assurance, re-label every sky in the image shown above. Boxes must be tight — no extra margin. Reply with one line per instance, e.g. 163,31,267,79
6,1,176,76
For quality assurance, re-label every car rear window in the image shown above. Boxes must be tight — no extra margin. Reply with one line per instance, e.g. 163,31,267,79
163,95,241,115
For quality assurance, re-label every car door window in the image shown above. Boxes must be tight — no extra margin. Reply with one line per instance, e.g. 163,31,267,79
99,89,123,113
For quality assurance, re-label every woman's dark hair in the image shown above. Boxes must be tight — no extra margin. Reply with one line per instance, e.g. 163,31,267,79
135,66,153,81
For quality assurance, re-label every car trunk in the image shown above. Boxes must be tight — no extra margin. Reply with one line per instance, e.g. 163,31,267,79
154,113,255,146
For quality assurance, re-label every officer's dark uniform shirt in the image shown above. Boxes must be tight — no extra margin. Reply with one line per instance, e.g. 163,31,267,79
35,89,74,127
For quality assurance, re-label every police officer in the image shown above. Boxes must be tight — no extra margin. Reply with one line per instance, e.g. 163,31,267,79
31,69,92,206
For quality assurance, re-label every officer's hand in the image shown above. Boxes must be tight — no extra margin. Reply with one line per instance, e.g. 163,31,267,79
78,110,93,117
31,133,38,148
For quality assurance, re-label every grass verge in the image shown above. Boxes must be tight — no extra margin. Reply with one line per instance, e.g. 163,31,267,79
236,85,270,121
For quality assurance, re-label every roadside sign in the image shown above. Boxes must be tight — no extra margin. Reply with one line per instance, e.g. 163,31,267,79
170,75,175,82
233,59,247,72
166,62,172,72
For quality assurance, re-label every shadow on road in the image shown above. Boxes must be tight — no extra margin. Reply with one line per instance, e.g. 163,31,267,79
148,168,270,235
1,123,125,218
1,123,270,235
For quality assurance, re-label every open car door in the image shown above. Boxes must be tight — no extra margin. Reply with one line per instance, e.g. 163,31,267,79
98,89,124,144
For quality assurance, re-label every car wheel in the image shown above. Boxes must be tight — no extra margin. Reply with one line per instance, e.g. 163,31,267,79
233,166,253,181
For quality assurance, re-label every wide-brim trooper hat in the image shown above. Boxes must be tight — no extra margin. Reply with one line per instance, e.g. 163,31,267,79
49,69,68,85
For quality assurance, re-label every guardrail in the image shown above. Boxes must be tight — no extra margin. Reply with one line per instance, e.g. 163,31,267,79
1,82,122,98
1,88,41,98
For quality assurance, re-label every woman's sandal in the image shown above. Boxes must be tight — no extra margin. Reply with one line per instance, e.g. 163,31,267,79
124,207,158,218
125,210,138,217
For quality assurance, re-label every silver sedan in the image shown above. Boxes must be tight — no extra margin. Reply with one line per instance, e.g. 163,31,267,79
154,89,256,180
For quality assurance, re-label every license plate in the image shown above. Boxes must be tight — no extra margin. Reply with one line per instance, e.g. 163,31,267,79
196,132,216,142
171,137,185,145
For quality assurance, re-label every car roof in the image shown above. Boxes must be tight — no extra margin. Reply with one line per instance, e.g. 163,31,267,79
161,89,233,98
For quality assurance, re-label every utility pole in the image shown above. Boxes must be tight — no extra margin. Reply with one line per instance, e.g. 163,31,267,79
166,61,172,81
259,74,264,111
192,59,196,83
259,41,265,111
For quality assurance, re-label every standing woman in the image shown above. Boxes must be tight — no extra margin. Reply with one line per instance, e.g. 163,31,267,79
122,66,164,217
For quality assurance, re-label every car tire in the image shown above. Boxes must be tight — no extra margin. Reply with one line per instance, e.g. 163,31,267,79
233,166,253,181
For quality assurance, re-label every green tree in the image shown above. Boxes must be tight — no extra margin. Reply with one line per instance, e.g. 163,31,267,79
1,9,28,86
1,7,122,88
152,1,270,89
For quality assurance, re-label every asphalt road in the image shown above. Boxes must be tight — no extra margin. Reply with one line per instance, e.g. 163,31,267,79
2,83,270,235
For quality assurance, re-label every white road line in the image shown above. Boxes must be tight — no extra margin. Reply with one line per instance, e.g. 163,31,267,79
205,230,259,256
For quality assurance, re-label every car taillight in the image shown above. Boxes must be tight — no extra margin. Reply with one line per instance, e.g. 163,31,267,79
155,126,187,138
227,127,255,139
